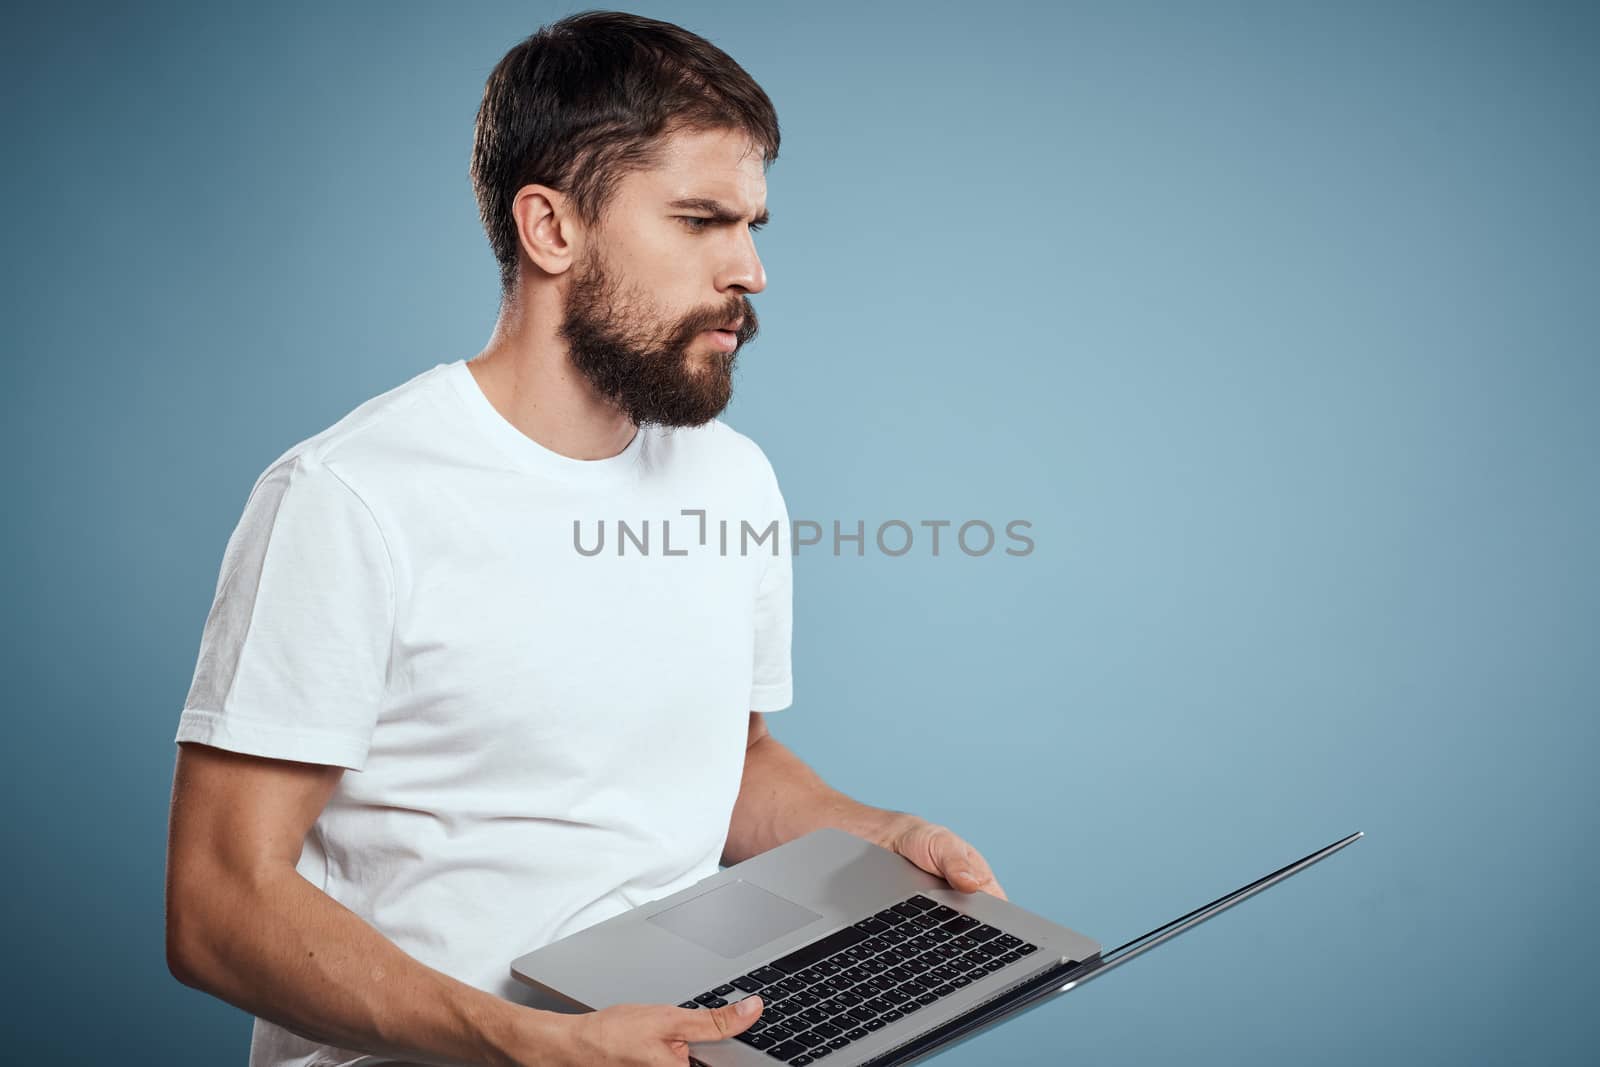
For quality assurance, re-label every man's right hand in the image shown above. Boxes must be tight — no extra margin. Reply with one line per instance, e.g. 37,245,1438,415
535,994,764,1066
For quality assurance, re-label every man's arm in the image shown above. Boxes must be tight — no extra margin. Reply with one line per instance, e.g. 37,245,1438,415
720,713,1010,900
165,742,560,1066
720,712,919,865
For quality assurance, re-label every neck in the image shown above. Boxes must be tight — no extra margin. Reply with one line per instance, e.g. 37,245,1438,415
467,289,637,461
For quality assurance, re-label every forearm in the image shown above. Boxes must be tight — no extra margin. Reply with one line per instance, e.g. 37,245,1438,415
721,734,922,866
168,868,556,1067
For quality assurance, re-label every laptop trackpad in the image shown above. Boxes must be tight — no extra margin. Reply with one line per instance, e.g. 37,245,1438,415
646,879,823,959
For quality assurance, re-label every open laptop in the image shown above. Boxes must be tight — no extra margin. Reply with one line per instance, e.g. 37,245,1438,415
511,827,1362,1066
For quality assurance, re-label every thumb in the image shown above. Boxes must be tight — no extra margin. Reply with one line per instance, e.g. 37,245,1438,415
682,994,762,1041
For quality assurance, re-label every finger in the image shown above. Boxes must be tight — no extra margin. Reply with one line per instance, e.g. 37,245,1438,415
677,994,762,1042
948,843,1002,897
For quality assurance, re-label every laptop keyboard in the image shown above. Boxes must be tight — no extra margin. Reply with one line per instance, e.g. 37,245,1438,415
678,893,1038,1065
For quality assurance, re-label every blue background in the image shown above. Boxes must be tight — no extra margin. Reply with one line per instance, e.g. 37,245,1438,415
5,1,1596,1063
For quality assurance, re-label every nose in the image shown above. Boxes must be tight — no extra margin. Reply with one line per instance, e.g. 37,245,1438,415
720,233,767,296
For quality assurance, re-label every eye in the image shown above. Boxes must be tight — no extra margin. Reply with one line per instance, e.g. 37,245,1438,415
679,216,713,232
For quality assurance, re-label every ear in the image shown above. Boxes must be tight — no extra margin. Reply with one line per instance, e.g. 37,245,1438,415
511,183,581,276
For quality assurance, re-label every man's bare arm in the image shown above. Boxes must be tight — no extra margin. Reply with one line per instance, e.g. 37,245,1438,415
164,742,557,1066
719,712,919,867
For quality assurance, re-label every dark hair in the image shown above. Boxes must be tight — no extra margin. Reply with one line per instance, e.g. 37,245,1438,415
470,10,781,298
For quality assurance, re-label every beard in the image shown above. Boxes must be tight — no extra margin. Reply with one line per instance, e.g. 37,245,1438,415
558,246,759,429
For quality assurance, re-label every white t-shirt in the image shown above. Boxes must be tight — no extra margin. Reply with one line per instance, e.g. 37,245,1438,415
175,359,793,1067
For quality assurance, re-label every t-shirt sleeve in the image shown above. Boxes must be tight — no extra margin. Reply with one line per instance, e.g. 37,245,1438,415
749,452,794,712
175,454,395,770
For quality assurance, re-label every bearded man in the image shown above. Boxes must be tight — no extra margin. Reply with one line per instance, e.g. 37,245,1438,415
165,11,1005,1066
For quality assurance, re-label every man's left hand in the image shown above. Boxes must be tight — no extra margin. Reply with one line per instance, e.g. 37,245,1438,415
887,819,1009,901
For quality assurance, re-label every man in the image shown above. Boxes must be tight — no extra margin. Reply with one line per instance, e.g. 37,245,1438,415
165,11,1006,1066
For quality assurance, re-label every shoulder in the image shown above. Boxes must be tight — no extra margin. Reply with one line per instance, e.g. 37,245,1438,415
248,363,449,500
659,417,779,483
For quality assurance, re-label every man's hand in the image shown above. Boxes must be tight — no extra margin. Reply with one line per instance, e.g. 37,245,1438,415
887,819,1009,901
541,995,764,1066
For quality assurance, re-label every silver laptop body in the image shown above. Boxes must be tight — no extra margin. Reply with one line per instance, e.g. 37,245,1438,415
510,827,1362,1067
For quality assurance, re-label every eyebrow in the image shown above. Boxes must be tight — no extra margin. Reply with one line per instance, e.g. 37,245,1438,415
666,197,771,226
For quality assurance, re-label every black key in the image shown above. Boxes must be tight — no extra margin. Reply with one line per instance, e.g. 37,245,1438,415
836,991,865,1007
713,983,737,996
996,934,1022,949
864,1018,887,1031
694,993,727,1007
862,937,888,953
880,1009,904,1023
752,966,788,984
891,901,923,919
813,1022,843,1039
941,915,979,935
1001,949,1022,964
846,1027,868,1040
738,1032,777,1049
796,1029,826,1048
809,1048,833,1060
970,924,1002,942
766,1023,799,1041
828,1036,852,1050
933,983,955,997
910,913,942,930
874,907,907,925
679,1000,700,1009
981,959,1006,973
916,992,938,1006
732,974,768,993
907,894,938,911
776,976,807,995
765,1039,806,1060
788,1056,813,1066
900,999,922,1014
800,1007,829,1026
929,904,959,921
951,975,971,988
771,926,868,976
792,991,822,1008
854,916,890,935
847,1005,877,1023
1019,943,1038,955
797,966,824,983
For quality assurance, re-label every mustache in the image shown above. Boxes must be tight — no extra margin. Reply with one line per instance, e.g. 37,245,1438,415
685,302,759,346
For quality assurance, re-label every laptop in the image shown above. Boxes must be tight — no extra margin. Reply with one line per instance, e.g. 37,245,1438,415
510,827,1363,1066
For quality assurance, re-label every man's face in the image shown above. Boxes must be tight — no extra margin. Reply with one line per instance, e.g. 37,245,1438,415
559,126,769,428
